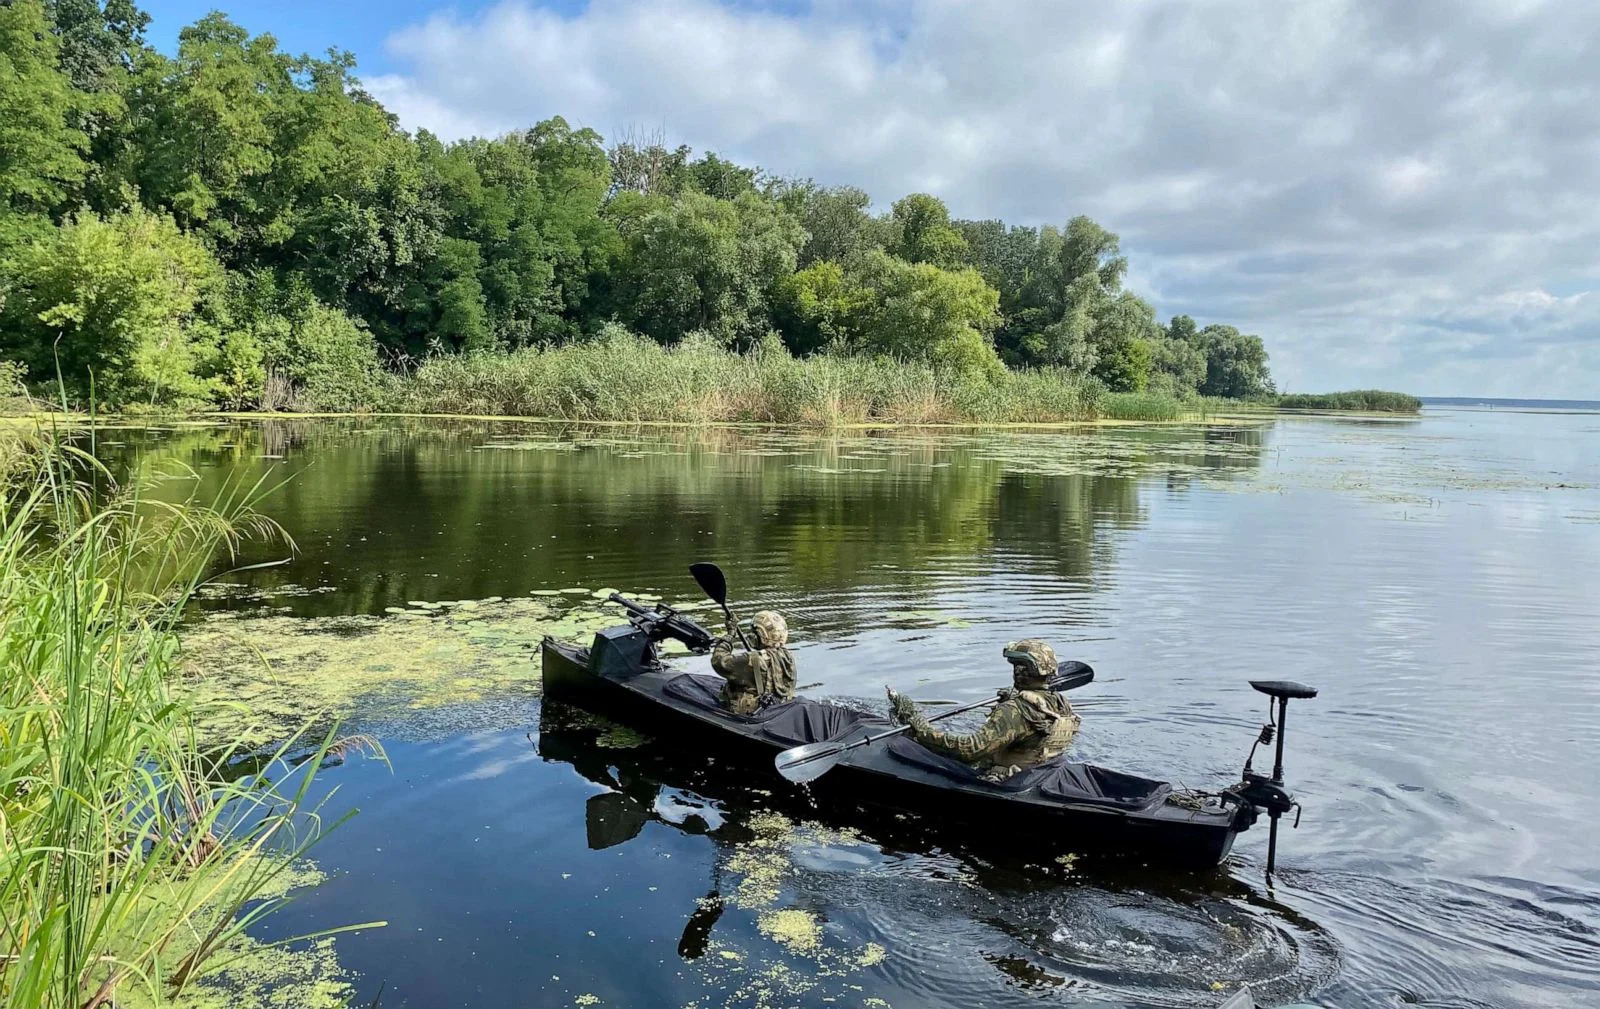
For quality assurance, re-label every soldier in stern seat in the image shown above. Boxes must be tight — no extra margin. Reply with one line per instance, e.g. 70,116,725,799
886,639,1080,783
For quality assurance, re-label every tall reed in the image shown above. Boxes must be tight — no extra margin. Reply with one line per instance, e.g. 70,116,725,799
1276,390,1422,413
381,329,1125,425
0,428,372,1008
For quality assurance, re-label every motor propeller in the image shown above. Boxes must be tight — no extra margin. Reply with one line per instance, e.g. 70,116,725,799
1230,679,1318,876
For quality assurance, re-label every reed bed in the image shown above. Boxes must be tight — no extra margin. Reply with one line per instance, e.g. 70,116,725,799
0,429,371,1008
1276,390,1422,413
383,331,1120,425
1100,392,1186,422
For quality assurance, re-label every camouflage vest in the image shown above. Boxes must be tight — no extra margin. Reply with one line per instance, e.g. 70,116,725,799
989,690,1081,770
715,644,797,715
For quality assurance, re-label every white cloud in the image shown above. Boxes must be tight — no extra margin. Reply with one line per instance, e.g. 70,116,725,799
366,0,1600,397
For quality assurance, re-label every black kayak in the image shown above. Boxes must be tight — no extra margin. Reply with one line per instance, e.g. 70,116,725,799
540,593,1317,872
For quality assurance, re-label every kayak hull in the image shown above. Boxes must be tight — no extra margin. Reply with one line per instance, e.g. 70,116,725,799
540,630,1252,870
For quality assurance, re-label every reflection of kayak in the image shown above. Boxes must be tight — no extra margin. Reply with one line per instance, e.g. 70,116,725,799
541,623,1264,871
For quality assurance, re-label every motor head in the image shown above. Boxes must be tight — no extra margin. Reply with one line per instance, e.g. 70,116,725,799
1003,639,1058,689
751,610,788,648
1250,679,1318,700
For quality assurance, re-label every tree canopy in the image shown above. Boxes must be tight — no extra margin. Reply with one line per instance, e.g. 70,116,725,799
0,0,1276,408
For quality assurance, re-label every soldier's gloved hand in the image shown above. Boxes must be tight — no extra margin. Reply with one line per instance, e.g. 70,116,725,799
995,687,1017,702
885,687,920,725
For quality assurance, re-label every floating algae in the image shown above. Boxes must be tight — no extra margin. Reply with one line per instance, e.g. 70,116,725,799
117,859,359,1009
757,909,823,954
690,812,891,1008
178,594,619,747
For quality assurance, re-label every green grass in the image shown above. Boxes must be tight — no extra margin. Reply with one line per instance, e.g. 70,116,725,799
382,329,1197,425
1276,390,1421,413
0,427,376,1008
1100,391,1185,421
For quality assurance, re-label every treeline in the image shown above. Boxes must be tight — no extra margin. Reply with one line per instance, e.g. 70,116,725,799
0,1,1275,412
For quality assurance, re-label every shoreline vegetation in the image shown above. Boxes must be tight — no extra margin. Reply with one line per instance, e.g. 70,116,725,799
0,430,376,1007
4,332,1419,429
1276,390,1422,413
0,1,1412,426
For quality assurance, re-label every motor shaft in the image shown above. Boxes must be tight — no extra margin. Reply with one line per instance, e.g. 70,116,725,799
1272,695,1288,783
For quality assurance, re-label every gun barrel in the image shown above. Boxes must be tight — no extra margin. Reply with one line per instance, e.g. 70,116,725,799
607,592,714,651
607,592,649,615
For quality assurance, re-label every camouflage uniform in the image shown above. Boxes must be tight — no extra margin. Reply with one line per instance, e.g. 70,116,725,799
888,639,1079,782
711,610,797,715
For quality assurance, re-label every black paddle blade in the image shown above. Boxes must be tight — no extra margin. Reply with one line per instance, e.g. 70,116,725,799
689,562,728,606
1047,662,1095,692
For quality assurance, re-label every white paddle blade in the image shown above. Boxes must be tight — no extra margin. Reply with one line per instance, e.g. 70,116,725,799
773,742,843,783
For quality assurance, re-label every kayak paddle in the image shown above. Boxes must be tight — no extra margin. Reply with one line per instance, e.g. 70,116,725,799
689,561,751,649
773,662,1094,784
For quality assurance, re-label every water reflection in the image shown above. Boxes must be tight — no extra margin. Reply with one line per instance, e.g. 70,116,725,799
113,419,1269,628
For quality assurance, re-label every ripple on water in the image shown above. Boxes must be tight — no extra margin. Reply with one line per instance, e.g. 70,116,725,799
1279,866,1600,1008
790,844,1339,1008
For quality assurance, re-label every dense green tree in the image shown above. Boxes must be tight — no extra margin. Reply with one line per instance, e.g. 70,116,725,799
686,151,759,200
777,183,878,268
253,299,383,409
1,206,227,405
888,193,968,268
399,236,488,350
45,0,147,211
122,15,286,241
0,0,89,250
1147,333,1207,395
1089,291,1160,391
1167,313,1199,344
989,215,1135,375
850,251,1000,374
609,191,804,347
1060,215,1127,293
517,117,620,333
1193,324,1273,398
117,14,441,341
773,260,872,355
47,0,148,95
954,219,1042,302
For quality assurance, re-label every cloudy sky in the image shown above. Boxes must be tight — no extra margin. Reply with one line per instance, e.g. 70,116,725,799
144,0,1600,397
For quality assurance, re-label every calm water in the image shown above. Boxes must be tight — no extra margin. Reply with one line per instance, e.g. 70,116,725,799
116,408,1600,1008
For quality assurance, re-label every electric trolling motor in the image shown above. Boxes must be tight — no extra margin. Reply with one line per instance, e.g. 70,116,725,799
1227,679,1318,876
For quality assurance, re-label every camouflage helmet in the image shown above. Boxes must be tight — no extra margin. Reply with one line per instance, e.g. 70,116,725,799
1002,638,1057,686
752,610,788,648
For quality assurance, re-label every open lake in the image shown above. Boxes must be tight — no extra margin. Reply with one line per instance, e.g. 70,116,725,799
112,406,1600,1008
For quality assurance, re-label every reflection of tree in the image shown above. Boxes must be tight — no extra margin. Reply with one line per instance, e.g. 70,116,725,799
121,419,1266,627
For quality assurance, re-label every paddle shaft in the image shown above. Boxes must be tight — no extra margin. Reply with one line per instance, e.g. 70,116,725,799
723,604,753,650
780,692,1001,772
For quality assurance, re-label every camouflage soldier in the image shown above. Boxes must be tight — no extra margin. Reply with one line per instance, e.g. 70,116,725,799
711,610,797,715
886,639,1080,782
